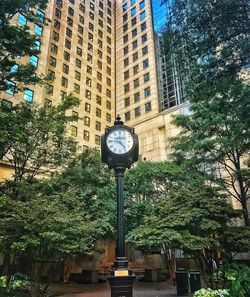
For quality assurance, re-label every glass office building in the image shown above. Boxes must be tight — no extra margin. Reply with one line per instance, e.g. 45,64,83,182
151,0,184,111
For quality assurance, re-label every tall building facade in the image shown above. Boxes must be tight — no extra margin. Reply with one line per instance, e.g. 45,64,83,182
1,0,189,168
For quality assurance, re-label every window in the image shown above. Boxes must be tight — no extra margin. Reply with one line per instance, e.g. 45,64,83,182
55,8,61,18
124,58,129,67
30,55,38,67
78,25,84,34
140,11,146,20
89,22,94,31
107,36,111,45
134,92,140,102
107,17,111,25
107,56,111,65
106,101,111,110
76,47,82,56
5,81,16,95
66,27,72,37
143,59,149,68
106,89,111,98
72,111,78,120
142,45,148,55
89,11,94,20
87,54,93,63
76,58,81,68
123,3,127,11
106,113,111,122
69,0,75,4
54,19,61,29
46,84,53,95
60,90,66,100
71,126,77,137
133,52,138,62
90,2,95,10
124,70,129,80
141,22,146,31
44,98,52,106
131,17,137,26
99,10,103,18
96,95,102,105
1,99,12,109
80,4,85,12
134,78,139,88
56,0,62,8
34,24,43,36
123,24,128,32
63,64,69,74
97,60,102,69
107,67,111,75
51,44,58,54
125,111,130,121
95,135,100,145
131,7,136,16
88,43,93,52
52,31,59,41
98,30,103,38
86,77,92,87
107,78,111,86
135,106,141,117
67,17,73,26
23,89,34,102
131,0,136,5
107,46,111,54
124,46,129,55
85,90,91,99
74,83,80,94
87,65,92,74
97,83,102,92
84,130,90,141
75,71,81,81
132,28,137,37
85,102,91,112
78,36,83,45
96,108,101,117
79,15,84,24
144,87,151,97
132,40,138,49
99,1,103,9
68,7,74,16
107,26,111,34
99,19,103,27
49,56,57,67
34,40,41,51
108,0,111,7
61,77,68,87
140,0,145,9
47,70,55,80
65,39,71,49
124,97,130,107
96,121,101,131
98,39,103,48
133,65,139,74
123,35,128,43
144,72,150,82
124,83,130,93
123,13,128,22
145,102,152,112
141,33,147,43
18,13,27,25
64,51,70,61
97,72,102,81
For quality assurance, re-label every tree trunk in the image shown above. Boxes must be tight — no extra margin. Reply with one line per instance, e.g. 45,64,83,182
163,245,176,282
31,262,43,297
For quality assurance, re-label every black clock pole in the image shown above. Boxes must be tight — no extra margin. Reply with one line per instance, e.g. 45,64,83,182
101,115,139,297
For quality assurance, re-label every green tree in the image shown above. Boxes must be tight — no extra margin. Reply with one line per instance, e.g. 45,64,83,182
0,0,48,91
0,95,79,181
165,0,250,226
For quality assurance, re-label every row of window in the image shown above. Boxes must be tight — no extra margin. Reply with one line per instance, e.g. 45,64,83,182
71,126,101,145
5,83,34,102
123,21,146,35
123,0,145,13
123,9,146,22
124,102,152,121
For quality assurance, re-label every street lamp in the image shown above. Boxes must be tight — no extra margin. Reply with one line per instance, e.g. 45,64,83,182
101,115,139,297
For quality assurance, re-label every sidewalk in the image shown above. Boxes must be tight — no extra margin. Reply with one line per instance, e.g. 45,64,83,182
48,279,184,297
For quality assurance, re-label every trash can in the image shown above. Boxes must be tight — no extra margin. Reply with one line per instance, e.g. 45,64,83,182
176,268,189,296
189,270,201,293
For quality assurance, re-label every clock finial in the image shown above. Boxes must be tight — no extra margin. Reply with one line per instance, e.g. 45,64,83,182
114,114,124,125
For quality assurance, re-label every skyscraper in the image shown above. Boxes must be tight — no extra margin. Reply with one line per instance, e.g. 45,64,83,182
1,0,189,165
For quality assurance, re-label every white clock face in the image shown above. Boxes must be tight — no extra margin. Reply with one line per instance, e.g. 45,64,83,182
106,129,134,154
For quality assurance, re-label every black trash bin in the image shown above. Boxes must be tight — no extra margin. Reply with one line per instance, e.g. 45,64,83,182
176,268,189,296
189,270,201,293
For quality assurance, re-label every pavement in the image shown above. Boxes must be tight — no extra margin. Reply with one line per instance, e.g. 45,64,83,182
48,279,189,297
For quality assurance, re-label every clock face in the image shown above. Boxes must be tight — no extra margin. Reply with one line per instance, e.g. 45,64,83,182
106,128,134,154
